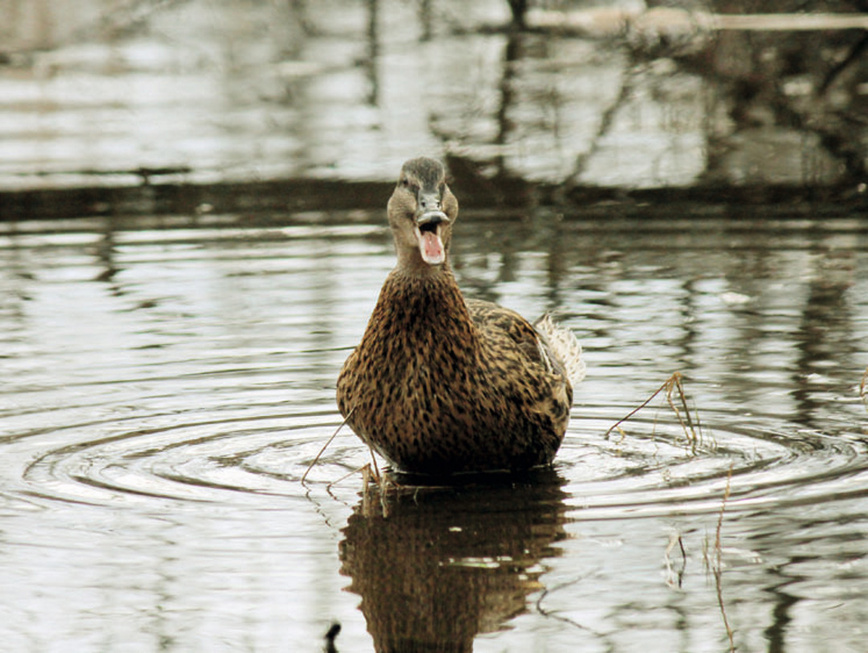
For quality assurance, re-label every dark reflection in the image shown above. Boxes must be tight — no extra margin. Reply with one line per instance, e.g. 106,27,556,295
438,31,536,209
763,582,800,653
365,0,380,106
93,221,120,283
687,1,868,189
791,248,857,429
339,470,569,652
494,32,522,180
418,0,433,42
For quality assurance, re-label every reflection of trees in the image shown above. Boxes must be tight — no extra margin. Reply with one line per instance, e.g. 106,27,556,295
691,10,866,186
641,1,868,186
339,472,568,652
4,0,868,200
441,1,868,191
790,248,856,430
434,32,537,208
762,580,799,653
365,0,380,106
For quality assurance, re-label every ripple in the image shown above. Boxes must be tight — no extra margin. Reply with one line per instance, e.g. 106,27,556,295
3,215,868,651
558,410,868,519
12,406,356,507
7,396,867,527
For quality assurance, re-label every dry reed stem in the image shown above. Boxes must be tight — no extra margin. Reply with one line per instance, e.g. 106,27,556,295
603,376,674,440
715,464,733,558
712,463,735,652
360,464,400,518
665,373,701,452
324,462,375,495
302,407,387,492
605,372,702,450
301,408,353,486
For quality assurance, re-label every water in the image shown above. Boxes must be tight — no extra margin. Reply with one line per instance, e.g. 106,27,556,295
1,209,867,652
3,0,867,649
2,0,866,195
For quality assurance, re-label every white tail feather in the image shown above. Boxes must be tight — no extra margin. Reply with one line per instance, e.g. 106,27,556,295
534,314,586,390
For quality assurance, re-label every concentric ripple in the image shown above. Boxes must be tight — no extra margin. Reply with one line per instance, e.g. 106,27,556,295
1,213,866,516
10,402,352,506
558,410,868,519
2,213,868,652
6,395,865,524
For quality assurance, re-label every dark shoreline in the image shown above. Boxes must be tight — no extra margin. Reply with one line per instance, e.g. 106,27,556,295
2,177,865,222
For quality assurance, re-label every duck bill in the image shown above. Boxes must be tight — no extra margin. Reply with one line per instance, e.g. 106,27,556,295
415,211,449,265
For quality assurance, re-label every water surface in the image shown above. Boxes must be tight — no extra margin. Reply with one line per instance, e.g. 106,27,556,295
1,208,867,652
2,0,866,195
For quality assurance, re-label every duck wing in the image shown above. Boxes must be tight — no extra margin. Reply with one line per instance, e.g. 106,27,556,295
466,298,545,367
467,299,585,392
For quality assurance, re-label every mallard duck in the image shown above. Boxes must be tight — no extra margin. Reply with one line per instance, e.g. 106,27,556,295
336,157,584,476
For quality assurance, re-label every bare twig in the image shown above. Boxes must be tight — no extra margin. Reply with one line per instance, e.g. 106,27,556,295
713,463,736,652
605,372,703,451
665,373,701,452
301,408,353,485
324,462,370,495
604,374,675,440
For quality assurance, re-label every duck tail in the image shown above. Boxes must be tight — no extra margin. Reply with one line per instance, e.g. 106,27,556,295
534,314,586,389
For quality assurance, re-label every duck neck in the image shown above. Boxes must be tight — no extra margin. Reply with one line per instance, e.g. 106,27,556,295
369,262,478,353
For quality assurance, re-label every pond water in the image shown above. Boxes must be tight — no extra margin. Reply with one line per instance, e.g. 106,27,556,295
1,206,867,652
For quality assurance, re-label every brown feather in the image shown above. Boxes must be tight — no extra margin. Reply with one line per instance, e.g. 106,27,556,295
336,157,582,475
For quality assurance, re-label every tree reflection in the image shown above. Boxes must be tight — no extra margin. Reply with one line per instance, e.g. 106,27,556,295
791,247,857,430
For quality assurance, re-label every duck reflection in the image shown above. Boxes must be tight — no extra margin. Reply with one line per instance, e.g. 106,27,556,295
339,469,568,652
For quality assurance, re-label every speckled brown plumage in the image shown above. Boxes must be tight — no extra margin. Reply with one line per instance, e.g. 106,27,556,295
336,157,583,476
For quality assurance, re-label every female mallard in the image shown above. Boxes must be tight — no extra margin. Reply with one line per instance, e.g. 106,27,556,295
336,157,584,476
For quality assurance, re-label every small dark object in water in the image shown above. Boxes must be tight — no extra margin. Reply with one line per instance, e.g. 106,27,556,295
336,157,585,476
324,621,341,652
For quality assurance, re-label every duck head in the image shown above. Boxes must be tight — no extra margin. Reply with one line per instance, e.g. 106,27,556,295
387,157,459,271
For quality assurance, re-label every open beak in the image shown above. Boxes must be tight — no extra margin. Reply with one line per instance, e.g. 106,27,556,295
415,210,450,265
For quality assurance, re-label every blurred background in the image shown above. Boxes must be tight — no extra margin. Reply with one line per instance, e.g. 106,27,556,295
1,0,866,218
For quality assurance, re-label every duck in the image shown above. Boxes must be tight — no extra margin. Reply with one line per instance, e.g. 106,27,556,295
336,157,585,476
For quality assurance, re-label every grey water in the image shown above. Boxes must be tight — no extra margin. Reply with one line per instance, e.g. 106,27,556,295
1,209,867,652
3,0,868,650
